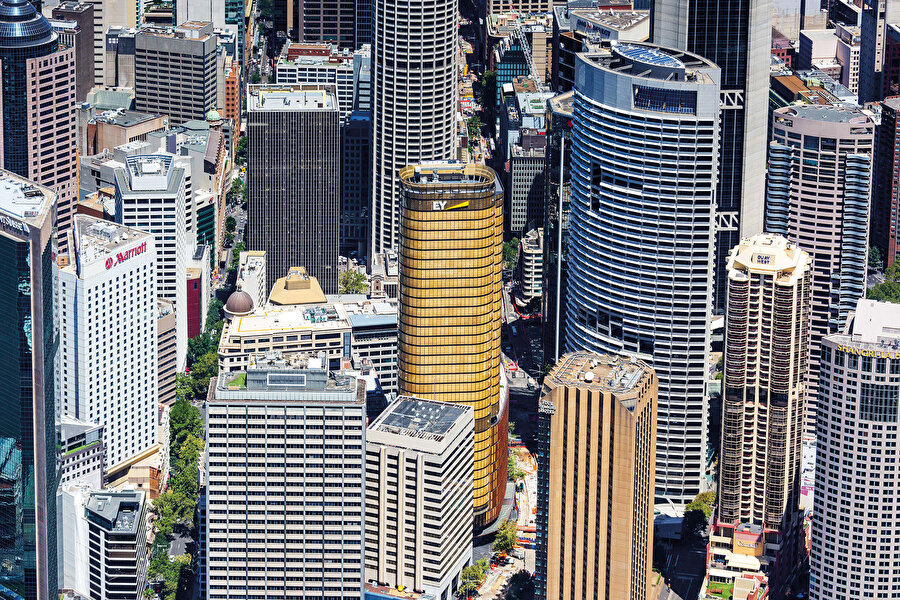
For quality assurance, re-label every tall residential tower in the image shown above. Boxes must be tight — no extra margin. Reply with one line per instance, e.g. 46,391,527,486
397,162,508,527
565,41,720,504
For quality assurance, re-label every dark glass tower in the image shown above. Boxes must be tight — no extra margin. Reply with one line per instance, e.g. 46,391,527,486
0,171,58,600
0,0,58,177
652,0,771,311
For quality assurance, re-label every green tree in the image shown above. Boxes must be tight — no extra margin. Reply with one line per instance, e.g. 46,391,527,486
189,351,219,397
505,570,534,600
467,115,482,139
169,396,203,446
870,245,883,271
479,69,497,107
682,491,716,540
339,269,368,294
492,518,518,554
235,136,248,164
229,178,243,199
869,261,900,302
230,242,246,271
503,239,519,270
507,455,524,481
225,216,237,233
457,564,483,597
224,231,234,247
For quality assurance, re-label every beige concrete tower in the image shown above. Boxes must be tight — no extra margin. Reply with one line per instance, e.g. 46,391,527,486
535,352,657,600
715,233,811,596
397,162,507,528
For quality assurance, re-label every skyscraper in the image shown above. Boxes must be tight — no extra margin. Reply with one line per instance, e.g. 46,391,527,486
342,111,372,258
871,96,900,267
859,0,900,103
766,104,875,435
565,41,720,504
51,2,95,101
651,0,771,310
205,352,366,599
397,162,508,527
0,170,58,600
811,299,900,599
58,217,157,476
0,0,76,249
364,397,474,598
535,352,657,600
114,154,188,370
370,0,457,256
134,22,218,123
715,234,810,596
247,84,340,293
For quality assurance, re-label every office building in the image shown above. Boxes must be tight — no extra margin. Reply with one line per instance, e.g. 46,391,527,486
652,0,770,311
542,92,573,365
872,96,900,267
535,352,657,600
370,0,457,255
767,104,874,435
58,418,105,489
274,0,358,48
397,163,507,527
835,23,862,94
186,245,210,339
811,299,900,599
275,43,371,125
217,295,399,394
565,42,719,504
134,22,218,123
75,106,167,157
81,0,138,87
157,299,177,405
51,2,94,101
0,170,58,600
342,111,371,258
114,154,188,370
175,0,225,28
104,26,136,88
235,250,267,308
205,352,366,599
860,0,900,102
0,0,76,250
518,228,543,300
59,217,157,475
84,490,148,600
365,397,474,599
247,84,340,294
714,234,810,596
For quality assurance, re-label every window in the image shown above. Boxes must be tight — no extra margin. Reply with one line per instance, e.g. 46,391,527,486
860,383,900,422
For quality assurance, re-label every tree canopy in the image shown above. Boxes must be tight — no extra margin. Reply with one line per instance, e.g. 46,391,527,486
492,518,518,555
339,269,368,294
869,261,900,303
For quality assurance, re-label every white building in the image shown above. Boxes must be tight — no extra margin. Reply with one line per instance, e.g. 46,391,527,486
835,23,862,93
236,250,267,308
365,397,473,600
565,41,720,505
114,154,188,370
370,0,457,255
205,352,366,599
58,417,105,490
57,484,93,599
59,216,157,474
811,299,900,599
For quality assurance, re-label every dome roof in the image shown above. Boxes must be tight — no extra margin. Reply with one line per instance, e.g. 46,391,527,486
225,290,254,315
0,0,55,49
206,109,222,122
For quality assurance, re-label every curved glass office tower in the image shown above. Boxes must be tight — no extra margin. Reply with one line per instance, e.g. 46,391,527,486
397,163,507,527
565,41,720,504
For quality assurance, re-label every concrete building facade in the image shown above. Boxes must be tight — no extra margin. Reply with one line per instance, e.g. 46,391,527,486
370,0,457,255
51,1,95,101
247,84,340,294
205,353,366,599
714,234,811,595
565,42,720,505
872,96,900,267
84,490,148,600
59,216,157,474
766,104,875,436
811,299,900,599
397,163,508,528
535,352,657,600
364,397,474,600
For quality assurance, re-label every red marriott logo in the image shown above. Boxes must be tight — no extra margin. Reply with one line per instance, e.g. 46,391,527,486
104,241,147,270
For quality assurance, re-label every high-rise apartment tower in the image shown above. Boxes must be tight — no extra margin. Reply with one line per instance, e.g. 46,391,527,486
397,162,508,527
535,352,657,600
715,234,810,596
766,104,874,436
565,41,720,504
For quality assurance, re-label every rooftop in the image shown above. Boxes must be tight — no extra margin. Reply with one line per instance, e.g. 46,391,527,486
0,170,54,226
399,162,501,191
846,299,900,346
545,352,654,409
582,40,718,85
69,215,152,271
775,103,875,124
268,266,327,305
85,490,144,535
569,8,649,31
248,84,337,111
727,233,810,285
370,396,471,442
85,108,163,128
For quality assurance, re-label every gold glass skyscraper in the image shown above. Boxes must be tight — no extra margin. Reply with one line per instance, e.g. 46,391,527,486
397,162,507,527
